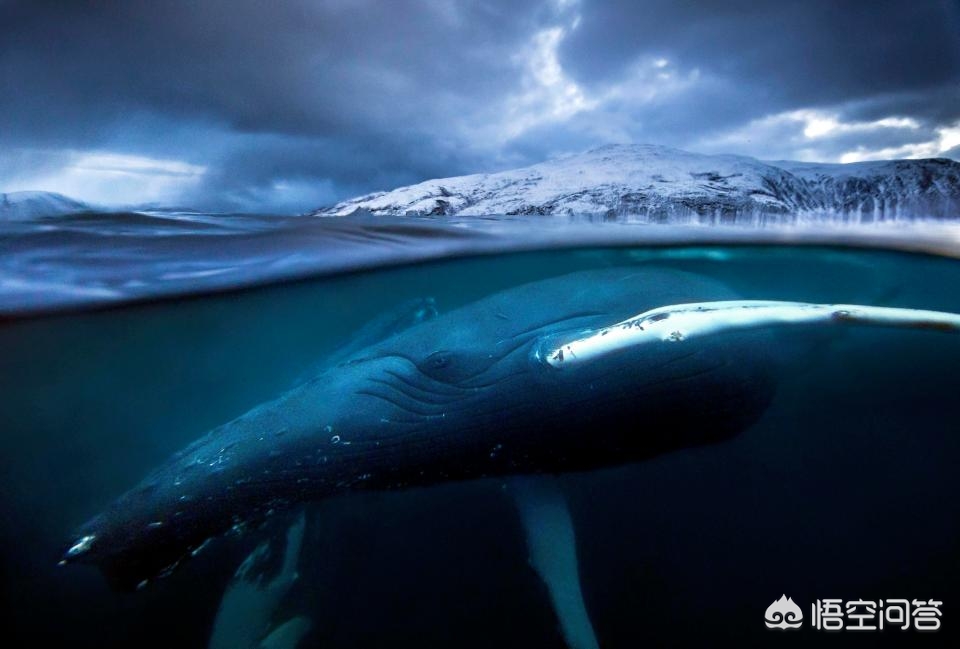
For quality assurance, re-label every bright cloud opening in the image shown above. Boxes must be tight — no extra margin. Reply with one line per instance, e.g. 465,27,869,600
839,121,960,162
4,151,206,206
699,108,943,162
498,2,597,142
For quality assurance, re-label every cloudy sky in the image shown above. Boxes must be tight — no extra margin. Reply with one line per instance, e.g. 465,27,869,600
2,0,959,212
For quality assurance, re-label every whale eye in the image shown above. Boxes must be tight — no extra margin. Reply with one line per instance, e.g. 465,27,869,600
424,351,451,371
417,350,467,382
418,349,493,383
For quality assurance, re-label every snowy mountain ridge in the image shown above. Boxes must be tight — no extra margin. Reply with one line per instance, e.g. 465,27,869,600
312,144,960,222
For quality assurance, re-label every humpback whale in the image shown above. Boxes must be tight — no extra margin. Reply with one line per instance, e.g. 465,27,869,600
61,267,960,605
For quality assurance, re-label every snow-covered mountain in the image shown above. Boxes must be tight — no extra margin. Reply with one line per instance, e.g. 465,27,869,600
774,158,960,220
312,144,960,222
0,191,90,220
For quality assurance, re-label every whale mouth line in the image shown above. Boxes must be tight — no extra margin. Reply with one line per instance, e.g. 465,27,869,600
542,300,960,368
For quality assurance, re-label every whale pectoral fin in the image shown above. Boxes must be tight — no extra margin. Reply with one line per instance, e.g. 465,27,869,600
510,476,600,649
271,510,306,592
209,511,308,649
258,616,313,649
544,300,960,369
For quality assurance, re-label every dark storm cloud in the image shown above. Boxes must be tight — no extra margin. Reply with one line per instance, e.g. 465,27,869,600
0,0,552,209
837,85,960,128
508,0,960,163
1,0,958,211
0,0,541,141
561,0,960,114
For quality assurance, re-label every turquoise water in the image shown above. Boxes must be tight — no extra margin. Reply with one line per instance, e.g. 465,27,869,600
2,235,960,647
